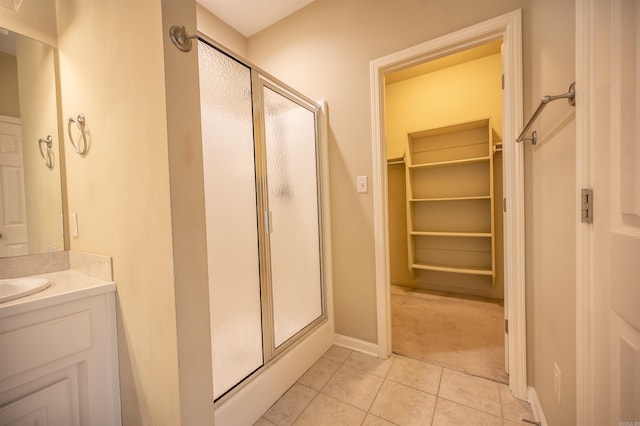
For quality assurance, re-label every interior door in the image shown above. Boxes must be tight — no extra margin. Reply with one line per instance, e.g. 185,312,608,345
0,116,28,257
589,0,640,423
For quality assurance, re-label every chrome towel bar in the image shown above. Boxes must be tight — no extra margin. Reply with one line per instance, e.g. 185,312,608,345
517,82,575,145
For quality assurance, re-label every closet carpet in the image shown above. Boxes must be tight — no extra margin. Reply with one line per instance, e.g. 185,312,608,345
391,285,508,384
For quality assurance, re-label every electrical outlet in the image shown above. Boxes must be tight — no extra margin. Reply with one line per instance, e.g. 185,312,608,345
357,175,368,193
70,213,79,238
553,363,562,404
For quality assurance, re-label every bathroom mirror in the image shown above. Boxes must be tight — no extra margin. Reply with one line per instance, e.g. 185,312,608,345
0,28,65,257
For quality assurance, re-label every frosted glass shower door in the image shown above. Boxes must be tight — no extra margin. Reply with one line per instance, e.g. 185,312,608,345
198,41,263,400
262,86,323,348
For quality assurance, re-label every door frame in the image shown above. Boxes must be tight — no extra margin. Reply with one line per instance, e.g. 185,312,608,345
369,9,527,399
575,0,592,423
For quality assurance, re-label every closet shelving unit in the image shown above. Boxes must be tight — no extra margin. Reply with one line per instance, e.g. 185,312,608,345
405,118,496,284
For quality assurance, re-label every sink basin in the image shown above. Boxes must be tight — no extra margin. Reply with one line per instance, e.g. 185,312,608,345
0,277,51,304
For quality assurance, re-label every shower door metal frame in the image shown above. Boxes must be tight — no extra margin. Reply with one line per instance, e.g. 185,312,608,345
252,74,327,363
197,35,327,404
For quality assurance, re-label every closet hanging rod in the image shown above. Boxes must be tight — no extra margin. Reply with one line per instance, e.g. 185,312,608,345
516,82,575,145
387,157,405,165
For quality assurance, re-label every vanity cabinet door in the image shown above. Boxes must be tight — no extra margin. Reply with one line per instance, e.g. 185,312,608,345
0,292,120,426
0,380,73,426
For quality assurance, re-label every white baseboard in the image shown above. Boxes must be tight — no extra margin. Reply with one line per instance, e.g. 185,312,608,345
527,386,549,426
334,334,379,357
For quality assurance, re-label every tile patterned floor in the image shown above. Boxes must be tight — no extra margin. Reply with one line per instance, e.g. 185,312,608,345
256,346,535,426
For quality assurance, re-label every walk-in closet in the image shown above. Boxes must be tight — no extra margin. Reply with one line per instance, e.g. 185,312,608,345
385,40,507,383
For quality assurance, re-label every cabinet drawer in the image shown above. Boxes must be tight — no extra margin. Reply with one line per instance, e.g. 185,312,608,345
0,311,92,382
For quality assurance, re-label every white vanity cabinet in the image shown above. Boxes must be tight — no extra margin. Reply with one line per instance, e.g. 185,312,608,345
0,273,121,426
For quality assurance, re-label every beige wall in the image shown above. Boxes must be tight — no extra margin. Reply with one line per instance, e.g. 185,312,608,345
56,0,213,424
246,0,526,347
386,162,410,286
160,0,214,423
385,54,504,299
385,54,503,159
524,0,576,424
56,0,179,422
0,53,20,118
247,0,577,424
15,35,64,254
196,3,248,58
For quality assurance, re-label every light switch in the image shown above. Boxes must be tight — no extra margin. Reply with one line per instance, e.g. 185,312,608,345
70,213,79,238
357,176,368,193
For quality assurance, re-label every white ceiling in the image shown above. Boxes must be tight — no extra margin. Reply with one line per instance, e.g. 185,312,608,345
198,0,316,37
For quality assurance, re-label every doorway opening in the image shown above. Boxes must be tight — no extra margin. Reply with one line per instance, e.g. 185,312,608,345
370,10,527,399
385,40,507,383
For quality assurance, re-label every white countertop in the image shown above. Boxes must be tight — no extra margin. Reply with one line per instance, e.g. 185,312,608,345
0,270,115,318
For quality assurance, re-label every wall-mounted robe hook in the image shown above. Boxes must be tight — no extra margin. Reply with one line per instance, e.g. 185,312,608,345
38,135,54,169
169,25,197,52
68,114,89,155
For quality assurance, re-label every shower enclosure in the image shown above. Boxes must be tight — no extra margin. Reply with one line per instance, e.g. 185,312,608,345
197,38,329,405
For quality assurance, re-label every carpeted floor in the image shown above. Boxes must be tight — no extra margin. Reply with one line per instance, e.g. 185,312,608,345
391,285,508,384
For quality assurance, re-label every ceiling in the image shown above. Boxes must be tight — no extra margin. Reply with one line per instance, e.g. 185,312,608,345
197,0,317,37
385,40,503,85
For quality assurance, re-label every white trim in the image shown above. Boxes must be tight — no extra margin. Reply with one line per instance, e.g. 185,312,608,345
369,9,527,398
575,0,594,424
528,386,549,426
334,334,378,357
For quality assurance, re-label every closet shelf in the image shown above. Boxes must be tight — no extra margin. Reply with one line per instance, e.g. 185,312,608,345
410,195,491,202
408,155,490,169
411,263,493,276
405,118,496,283
410,231,492,238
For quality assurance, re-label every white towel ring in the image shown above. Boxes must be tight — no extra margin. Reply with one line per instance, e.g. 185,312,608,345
68,114,88,155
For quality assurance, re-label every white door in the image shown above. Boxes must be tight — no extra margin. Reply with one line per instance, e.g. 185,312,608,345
584,0,640,424
0,115,28,257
